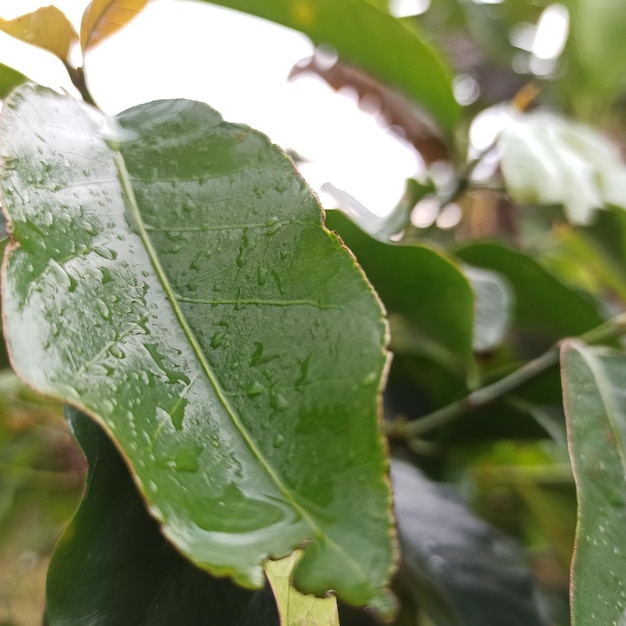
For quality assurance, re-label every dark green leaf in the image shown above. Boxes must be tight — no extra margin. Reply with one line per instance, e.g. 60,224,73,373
561,341,626,625
455,243,604,340
0,85,395,615
194,0,459,133
326,210,474,362
391,459,545,626
47,406,280,626
0,63,27,100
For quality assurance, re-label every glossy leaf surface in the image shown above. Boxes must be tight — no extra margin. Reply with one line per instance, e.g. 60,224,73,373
195,0,459,133
266,551,339,626
326,211,474,362
47,406,280,626
391,460,545,626
561,341,626,625
456,243,604,338
0,6,77,63
0,63,27,99
0,85,394,614
81,0,151,51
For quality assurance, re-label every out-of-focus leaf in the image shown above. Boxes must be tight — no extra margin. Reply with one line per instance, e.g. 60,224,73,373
455,243,604,339
498,110,626,225
566,0,626,104
80,0,150,52
195,0,459,133
561,341,626,625
391,459,545,626
326,210,474,362
47,406,280,626
290,54,449,164
0,63,28,99
323,178,434,242
462,265,512,353
266,551,340,626
0,85,395,616
0,6,77,63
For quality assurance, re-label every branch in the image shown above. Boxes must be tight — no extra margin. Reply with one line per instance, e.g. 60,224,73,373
388,313,626,440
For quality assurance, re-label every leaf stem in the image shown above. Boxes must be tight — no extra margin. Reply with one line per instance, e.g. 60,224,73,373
388,313,626,439
64,63,97,108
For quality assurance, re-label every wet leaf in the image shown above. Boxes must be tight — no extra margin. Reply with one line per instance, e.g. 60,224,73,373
81,0,151,52
499,110,626,225
266,551,339,626
0,85,395,616
561,341,626,625
47,406,280,626
0,63,28,99
326,210,474,363
391,460,545,626
194,0,459,134
0,6,77,63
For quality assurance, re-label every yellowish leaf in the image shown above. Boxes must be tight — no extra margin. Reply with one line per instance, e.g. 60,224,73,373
80,0,150,52
0,5,77,63
265,552,340,626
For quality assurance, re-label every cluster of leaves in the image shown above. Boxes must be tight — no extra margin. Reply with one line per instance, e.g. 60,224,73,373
1,1,626,625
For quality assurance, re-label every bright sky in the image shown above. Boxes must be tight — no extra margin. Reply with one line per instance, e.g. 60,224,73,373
0,0,420,215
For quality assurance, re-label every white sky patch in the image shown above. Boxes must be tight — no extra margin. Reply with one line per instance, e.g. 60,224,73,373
0,0,419,216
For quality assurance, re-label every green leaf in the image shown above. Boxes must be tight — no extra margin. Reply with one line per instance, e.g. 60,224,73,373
48,406,280,626
325,210,474,362
561,341,626,625
455,243,604,339
462,265,512,353
323,177,435,242
392,460,545,626
566,0,626,103
194,0,459,134
266,551,340,626
0,85,395,616
0,63,28,99
0,6,78,63
498,110,626,225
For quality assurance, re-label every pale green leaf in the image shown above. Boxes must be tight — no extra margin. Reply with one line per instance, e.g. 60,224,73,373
0,84,395,616
266,551,340,626
462,265,512,353
566,0,626,102
561,341,626,625
499,110,626,225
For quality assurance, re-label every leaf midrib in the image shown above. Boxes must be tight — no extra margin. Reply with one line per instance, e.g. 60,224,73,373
109,142,366,583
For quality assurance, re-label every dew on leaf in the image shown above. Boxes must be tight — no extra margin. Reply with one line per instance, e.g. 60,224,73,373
95,298,111,321
93,245,117,260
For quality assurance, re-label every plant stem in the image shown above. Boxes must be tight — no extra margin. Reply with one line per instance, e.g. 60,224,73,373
64,63,97,107
389,313,626,439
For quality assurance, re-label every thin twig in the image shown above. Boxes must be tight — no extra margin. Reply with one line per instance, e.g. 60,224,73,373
388,313,626,440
